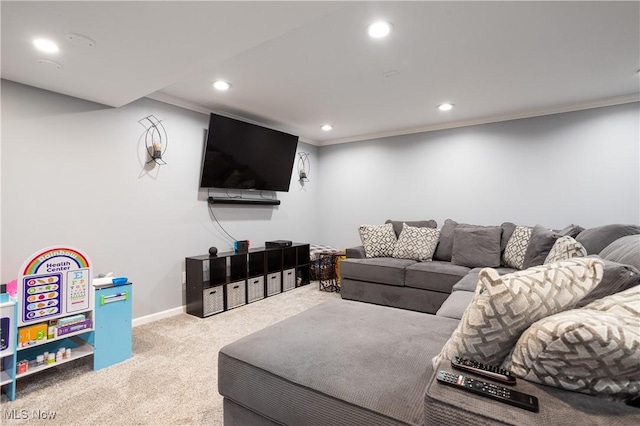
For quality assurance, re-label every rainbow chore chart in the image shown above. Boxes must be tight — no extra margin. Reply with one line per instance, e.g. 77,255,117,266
18,246,93,327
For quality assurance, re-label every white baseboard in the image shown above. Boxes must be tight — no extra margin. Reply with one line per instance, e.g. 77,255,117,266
132,305,185,327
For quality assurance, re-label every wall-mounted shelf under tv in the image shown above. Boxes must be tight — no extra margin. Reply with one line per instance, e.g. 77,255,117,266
208,197,281,206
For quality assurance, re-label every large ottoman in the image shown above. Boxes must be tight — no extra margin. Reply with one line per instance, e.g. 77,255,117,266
218,299,459,425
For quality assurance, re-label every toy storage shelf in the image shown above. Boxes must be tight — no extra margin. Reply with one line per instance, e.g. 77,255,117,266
1,294,17,399
16,336,93,379
0,370,11,386
16,321,94,351
186,243,310,318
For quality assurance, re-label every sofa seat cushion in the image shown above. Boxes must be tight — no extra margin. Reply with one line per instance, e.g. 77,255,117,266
340,257,416,287
405,261,470,293
452,267,518,292
435,290,474,320
219,299,460,426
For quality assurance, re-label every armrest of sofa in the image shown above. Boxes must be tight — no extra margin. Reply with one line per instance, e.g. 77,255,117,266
346,245,366,258
424,359,640,425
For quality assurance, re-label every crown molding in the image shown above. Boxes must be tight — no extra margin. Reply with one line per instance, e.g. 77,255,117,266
147,91,639,148
318,94,640,146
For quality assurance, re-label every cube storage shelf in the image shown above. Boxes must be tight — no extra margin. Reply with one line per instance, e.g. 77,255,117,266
186,243,310,318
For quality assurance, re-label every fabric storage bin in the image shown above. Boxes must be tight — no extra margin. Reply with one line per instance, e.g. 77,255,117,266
283,268,296,292
226,280,246,310
247,276,265,303
266,272,282,296
203,286,224,317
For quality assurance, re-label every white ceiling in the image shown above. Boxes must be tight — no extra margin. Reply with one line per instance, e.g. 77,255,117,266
2,1,639,146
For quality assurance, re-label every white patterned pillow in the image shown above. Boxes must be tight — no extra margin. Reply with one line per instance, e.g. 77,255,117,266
392,223,440,261
506,286,640,400
544,236,587,264
432,258,604,368
502,226,532,269
358,223,397,258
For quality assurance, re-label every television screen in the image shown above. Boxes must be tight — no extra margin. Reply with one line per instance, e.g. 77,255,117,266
199,113,299,191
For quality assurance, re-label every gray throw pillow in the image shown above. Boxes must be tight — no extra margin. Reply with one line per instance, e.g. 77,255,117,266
576,257,640,308
599,235,640,271
500,222,517,253
522,225,560,269
433,219,459,261
451,226,502,268
576,224,640,255
385,219,437,238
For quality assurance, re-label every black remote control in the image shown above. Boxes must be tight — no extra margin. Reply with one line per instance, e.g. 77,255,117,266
451,357,516,385
436,370,539,412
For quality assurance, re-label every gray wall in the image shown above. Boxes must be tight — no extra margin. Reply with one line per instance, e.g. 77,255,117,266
3,79,638,319
317,102,640,248
1,80,320,319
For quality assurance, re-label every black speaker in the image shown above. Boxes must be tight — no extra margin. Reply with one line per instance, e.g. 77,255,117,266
209,247,218,257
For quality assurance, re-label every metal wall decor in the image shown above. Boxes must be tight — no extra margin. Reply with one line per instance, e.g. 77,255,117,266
139,115,168,165
297,152,310,184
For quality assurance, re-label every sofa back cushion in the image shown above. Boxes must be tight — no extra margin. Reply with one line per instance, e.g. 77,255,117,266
450,226,502,268
506,286,640,401
522,225,561,269
432,258,604,368
599,234,640,271
576,224,640,255
433,219,462,261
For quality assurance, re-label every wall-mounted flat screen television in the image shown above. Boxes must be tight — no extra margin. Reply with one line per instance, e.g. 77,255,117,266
199,113,299,192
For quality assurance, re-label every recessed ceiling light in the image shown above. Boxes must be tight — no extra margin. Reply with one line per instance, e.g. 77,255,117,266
321,124,333,131
33,38,59,53
213,81,231,91
368,21,392,38
438,103,454,112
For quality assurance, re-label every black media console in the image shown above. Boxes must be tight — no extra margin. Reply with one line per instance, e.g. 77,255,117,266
185,243,310,318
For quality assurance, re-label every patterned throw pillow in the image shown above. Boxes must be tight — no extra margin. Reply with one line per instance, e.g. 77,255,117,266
392,223,440,261
358,223,397,258
502,226,532,269
544,236,587,264
432,258,604,368
506,286,640,400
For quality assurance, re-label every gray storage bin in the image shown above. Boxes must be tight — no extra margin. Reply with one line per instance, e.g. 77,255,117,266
203,286,224,317
283,268,296,292
226,280,246,310
247,276,265,303
266,272,282,296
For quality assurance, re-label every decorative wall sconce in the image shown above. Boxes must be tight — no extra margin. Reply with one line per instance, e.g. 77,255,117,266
297,152,310,185
139,115,168,165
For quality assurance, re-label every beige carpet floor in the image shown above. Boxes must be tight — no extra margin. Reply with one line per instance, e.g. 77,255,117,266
1,284,340,425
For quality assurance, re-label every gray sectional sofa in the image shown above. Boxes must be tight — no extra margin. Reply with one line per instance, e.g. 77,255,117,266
339,219,618,314
218,223,640,425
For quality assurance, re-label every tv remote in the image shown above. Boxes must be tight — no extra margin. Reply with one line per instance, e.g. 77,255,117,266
451,357,516,385
436,370,539,412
